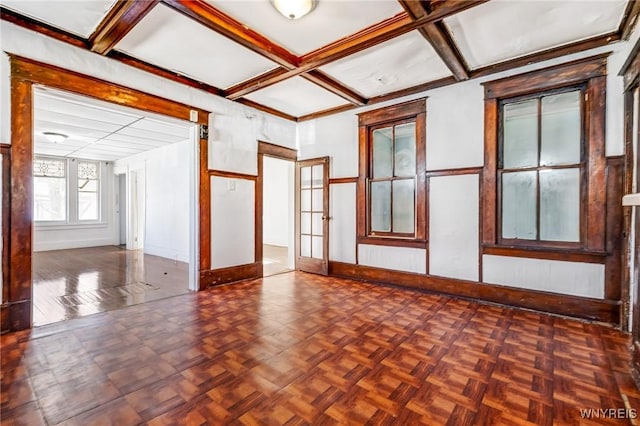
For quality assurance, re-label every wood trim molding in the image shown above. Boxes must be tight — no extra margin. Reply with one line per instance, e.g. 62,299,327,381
357,97,426,125
6,56,211,331
225,68,290,100
329,261,620,324
0,6,88,48
9,54,210,125
1,144,11,333
620,0,640,40
329,177,358,185
89,0,159,55
209,169,257,181
258,140,297,160
620,37,640,91
482,245,606,264
235,99,297,122
200,262,260,288
426,167,483,177
483,53,610,99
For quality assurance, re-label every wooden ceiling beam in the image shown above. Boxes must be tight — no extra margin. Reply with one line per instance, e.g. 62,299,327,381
302,70,367,106
235,98,298,122
1,6,88,48
161,0,298,69
399,0,470,81
620,0,640,40
225,68,291,100
89,0,159,55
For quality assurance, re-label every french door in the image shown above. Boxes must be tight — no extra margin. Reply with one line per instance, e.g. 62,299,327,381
295,157,329,275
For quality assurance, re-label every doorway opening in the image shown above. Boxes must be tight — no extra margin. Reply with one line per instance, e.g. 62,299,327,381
31,87,198,326
262,156,294,276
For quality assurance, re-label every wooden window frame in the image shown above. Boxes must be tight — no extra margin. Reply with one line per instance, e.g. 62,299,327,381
357,98,427,249
482,53,608,255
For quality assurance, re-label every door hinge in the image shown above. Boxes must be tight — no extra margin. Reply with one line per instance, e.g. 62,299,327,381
199,124,209,140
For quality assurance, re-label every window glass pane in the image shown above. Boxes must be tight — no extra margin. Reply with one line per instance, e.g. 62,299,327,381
301,166,311,189
539,168,580,242
312,189,323,212
392,179,414,233
78,162,98,179
394,123,416,177
373,127,393,178
33,158,65,177
78,192,98,221
312,236,323,259
503,99,538,169
34,176,66,221
301,235,311,257
312,165,323,188
370,181,391,232
79,179,98,192
541,91,581,166
502,171,537,239
312,212,323,236
301,189,311,211
301,212,311,235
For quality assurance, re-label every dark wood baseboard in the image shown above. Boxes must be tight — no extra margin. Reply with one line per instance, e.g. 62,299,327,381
200,262,261,288
329,261,620,324
0,300,31,333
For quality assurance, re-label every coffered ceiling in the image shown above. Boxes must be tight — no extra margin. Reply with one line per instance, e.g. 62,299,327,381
1,0,638,122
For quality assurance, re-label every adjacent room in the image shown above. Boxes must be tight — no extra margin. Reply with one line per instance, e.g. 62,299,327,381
30,87,197,325
1,0,640,424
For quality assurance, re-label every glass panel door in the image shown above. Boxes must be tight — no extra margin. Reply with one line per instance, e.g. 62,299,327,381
295,157,329,275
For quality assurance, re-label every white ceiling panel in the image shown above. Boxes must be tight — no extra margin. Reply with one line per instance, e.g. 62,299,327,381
320,31,452,98
444,0,627,69
244,76,350,116
0,0,116,37
115,3,279,89
33,87,194,161
207,0,404,55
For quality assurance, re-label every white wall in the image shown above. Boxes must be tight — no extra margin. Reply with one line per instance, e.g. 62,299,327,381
211,176,255,268
33,161,116,251
297,40,636,299
115,139,192,262
263,156,290,247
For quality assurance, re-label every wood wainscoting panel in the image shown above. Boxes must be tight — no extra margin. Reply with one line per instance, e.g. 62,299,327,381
329,261,619,324
200,262,261,288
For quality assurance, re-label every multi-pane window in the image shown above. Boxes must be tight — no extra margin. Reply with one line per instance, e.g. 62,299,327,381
370,121,416,236
78,161,99,221
357,98,426,246
33,157,66,221
33,156,101,223
483,54,607,253
500,88,584,243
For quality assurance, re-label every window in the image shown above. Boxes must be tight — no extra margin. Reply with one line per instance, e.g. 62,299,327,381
483,54,607,253
357,98,426,247
500,87,584,244
33,157,66,221
78,161,99,221
33,156,102,223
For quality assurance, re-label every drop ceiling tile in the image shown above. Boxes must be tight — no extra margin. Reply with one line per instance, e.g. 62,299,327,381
116,126,186,144
244,76,350,117
444,0,627,69
1,0,116,37
116,3,279,89
35,95,141,126
130,118,192,139
320,31,452,98
207,0,404,55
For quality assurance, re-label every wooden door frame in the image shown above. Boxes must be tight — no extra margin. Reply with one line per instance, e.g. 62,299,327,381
256,140,297,277
2,55,211,332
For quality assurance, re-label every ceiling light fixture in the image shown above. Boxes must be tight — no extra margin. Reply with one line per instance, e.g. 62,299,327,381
270,0,317,20
43,132,68,143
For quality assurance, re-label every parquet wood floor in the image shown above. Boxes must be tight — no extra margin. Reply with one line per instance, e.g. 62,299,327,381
32,246,189,326
2,272,638,425
263,245,292,277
